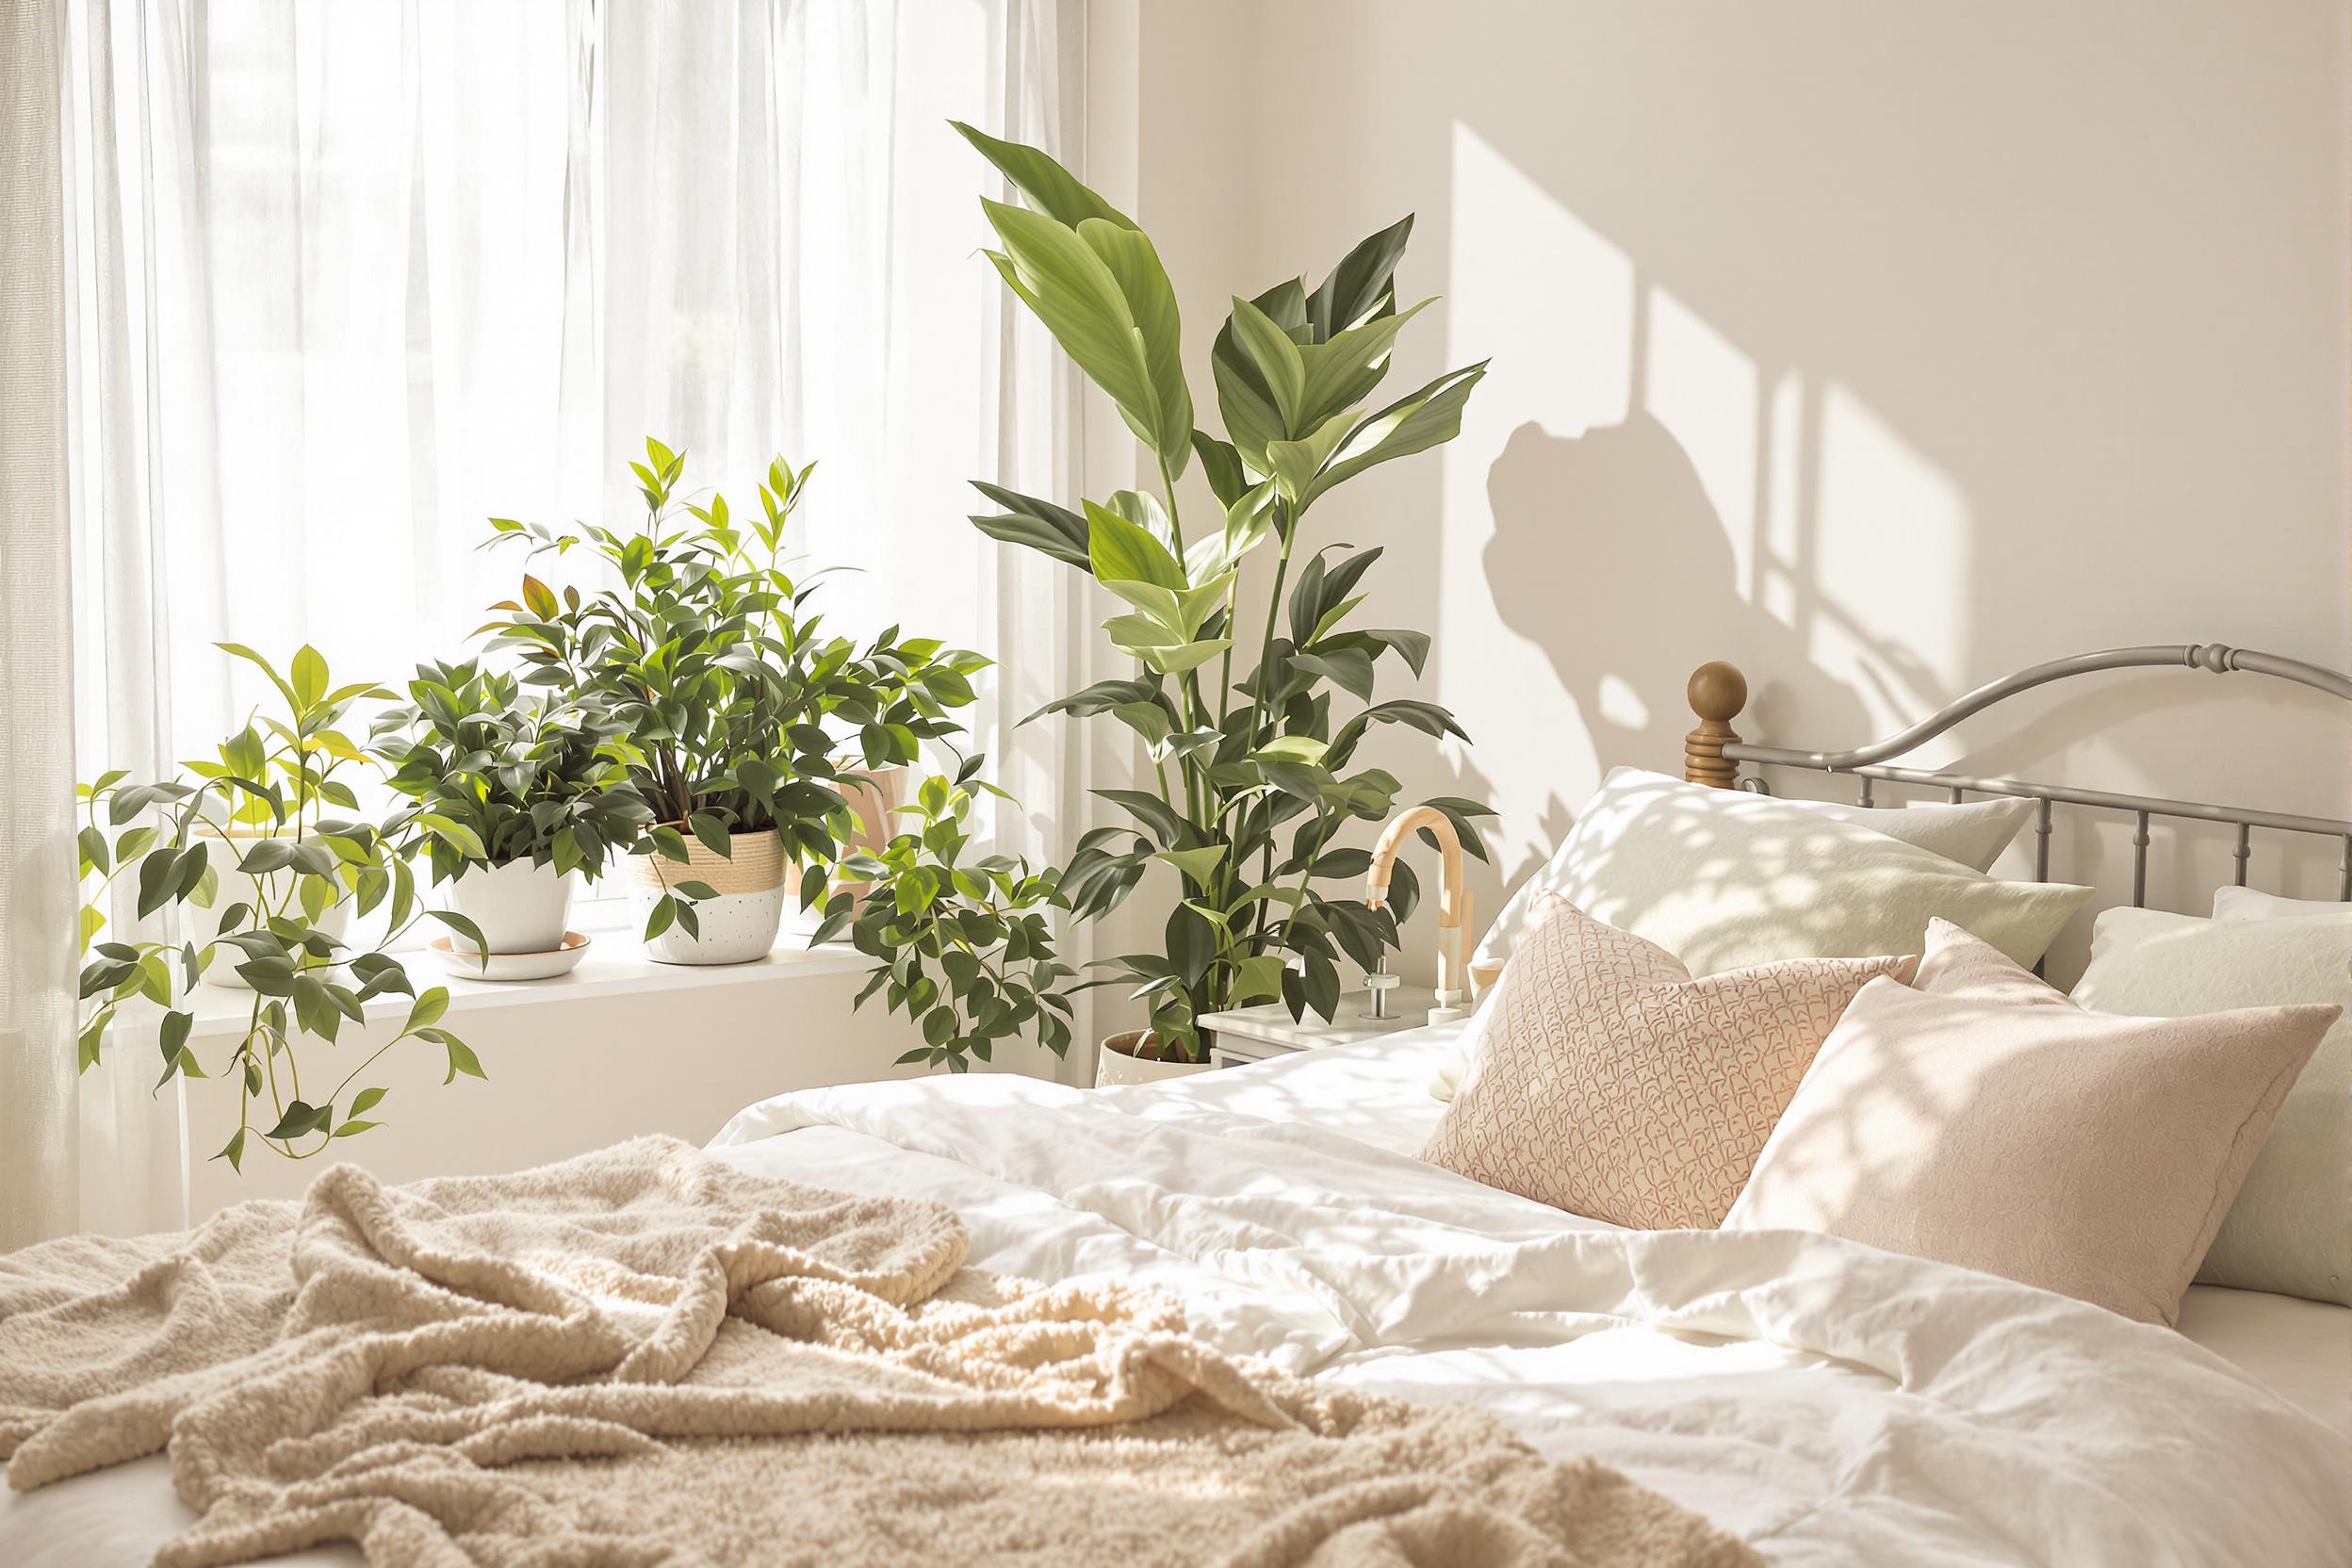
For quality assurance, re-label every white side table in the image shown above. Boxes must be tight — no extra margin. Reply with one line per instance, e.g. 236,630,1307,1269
1200,985,1440,1069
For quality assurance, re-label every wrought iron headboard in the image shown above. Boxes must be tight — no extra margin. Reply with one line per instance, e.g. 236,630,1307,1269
1680,644,2352,903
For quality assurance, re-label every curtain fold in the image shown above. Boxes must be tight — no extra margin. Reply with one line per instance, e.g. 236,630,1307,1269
1,0,82,1250
37,0,1095,1240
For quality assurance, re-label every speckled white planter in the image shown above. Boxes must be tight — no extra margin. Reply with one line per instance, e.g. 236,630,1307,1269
200,832,351,989
1093,1030,1215,1086
629,829,792,966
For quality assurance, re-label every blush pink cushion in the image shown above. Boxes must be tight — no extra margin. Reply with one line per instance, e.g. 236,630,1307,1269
1421,895,1913,1229
1723,919,2339,1324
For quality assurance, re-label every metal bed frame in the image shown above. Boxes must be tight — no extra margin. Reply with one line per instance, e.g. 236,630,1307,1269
1681,643,2352,903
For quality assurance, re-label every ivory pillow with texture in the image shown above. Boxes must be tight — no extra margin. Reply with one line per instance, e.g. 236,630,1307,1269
1724,920,2338,1325
1423,894,1913,1229
2213,885,2352,922
1471,768,2083,979
2071,907,2352,1305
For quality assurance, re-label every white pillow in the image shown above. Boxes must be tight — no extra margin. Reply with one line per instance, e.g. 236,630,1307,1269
1474,768,2084,978
2070,907,2352,1306
2213,885,2352,922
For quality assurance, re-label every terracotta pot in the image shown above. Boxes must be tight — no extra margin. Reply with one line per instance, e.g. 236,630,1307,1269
628,828,792,966
1093,1028,1215,1087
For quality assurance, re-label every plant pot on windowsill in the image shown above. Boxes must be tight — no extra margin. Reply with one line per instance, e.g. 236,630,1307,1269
445,858,576,956
629,827,798,966
1094,1028,1213,1087
197,827,352,989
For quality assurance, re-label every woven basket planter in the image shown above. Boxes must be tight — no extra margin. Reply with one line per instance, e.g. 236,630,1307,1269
628,828,795,966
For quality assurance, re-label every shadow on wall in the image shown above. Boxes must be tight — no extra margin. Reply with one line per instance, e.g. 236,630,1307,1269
1482,413,1875,788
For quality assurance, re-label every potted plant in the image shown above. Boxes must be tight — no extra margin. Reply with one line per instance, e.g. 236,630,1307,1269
482,441,989,965
370,658,651,966
74,644,482,1170
952,124,1496,1077
815,760,1074,1071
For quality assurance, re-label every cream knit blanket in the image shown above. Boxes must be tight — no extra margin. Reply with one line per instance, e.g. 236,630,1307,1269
0,1137,1756,1567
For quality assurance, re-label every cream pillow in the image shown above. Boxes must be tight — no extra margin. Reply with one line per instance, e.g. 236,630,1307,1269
2071,907,2352,1305
2213,885,2352,922
1725,920,2337,1324
1424,894,1912,1228
1473,768,2084,979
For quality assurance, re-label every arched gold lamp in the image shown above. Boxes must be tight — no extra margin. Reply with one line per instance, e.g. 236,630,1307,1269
1363,806,1474,1027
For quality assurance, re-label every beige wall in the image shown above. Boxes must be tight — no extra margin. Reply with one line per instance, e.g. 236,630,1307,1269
1083,0,2350,1000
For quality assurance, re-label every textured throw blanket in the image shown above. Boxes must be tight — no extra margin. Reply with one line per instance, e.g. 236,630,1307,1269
0,1137,1756,1567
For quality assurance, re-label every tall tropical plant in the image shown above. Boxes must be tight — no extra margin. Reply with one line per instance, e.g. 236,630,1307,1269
953,123,1495,1060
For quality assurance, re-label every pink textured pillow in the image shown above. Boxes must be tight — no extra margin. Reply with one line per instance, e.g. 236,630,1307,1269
1723,919,2340,1324
1421,895,1913,1228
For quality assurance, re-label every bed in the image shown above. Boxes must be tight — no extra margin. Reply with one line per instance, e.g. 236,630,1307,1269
5,641,2348,1566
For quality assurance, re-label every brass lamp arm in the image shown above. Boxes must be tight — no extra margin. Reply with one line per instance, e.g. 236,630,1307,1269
1363,806,1473,1024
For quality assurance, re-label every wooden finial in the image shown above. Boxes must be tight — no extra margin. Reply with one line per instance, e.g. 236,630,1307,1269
1683,661,1748,787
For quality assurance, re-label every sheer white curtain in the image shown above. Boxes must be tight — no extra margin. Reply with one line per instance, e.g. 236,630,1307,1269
2,0,82,1253
29,0,1090,1239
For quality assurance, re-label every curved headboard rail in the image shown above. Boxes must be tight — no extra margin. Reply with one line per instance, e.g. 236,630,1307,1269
1694,644,2350,777
1680,642,2352,901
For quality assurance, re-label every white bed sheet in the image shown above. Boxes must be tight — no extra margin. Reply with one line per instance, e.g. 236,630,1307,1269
7,1024,2347,1566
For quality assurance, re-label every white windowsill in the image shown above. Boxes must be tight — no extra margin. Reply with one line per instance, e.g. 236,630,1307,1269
186,937,871,1041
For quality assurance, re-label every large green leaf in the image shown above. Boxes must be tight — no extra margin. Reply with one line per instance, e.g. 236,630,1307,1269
1294,298,1429,433
969,482,1089,568
1266,407,1360,508
982,201,1171,466
1085,498,1186,589
951,121,1137,231
1209,280,1307,473
1226,296,1306,435
1189,431,1250,508
1103,572,1234,641
1306,214,1414,339
1184,482,1275,584
1305,361,1489,507
1077,220,1192,473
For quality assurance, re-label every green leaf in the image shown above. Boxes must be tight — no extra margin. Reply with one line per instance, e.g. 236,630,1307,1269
405,987,450,1031
687,812,734,858
1189,431,1250,509
1109,701,1172,750
289,644,330,708
982,201,1177,470
1304,361,1489,507
1291,648,1377,701
1254,735,1330,766
350,1085,387,1118
969,482,1091,569
1084,498,1186,590
440,1034,486,1084
428,909,489,967
1230,954,1288,1005
1294,297,1429,433
1226,295,1306,435
1076,220,1192,470
951,121,1138,231
1266,407,1361,508
1306,214,1415,339
1152,845,1227,885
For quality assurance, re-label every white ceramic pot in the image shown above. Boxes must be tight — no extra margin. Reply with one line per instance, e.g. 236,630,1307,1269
199,831,352,990
446,859,575,956
629,828,792,966
1093,1029,1215,1087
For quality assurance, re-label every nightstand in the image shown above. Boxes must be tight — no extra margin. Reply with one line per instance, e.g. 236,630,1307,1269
1200,985,1441,1069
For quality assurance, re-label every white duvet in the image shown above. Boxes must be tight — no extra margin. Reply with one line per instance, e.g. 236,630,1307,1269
6,1026,2347,1566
